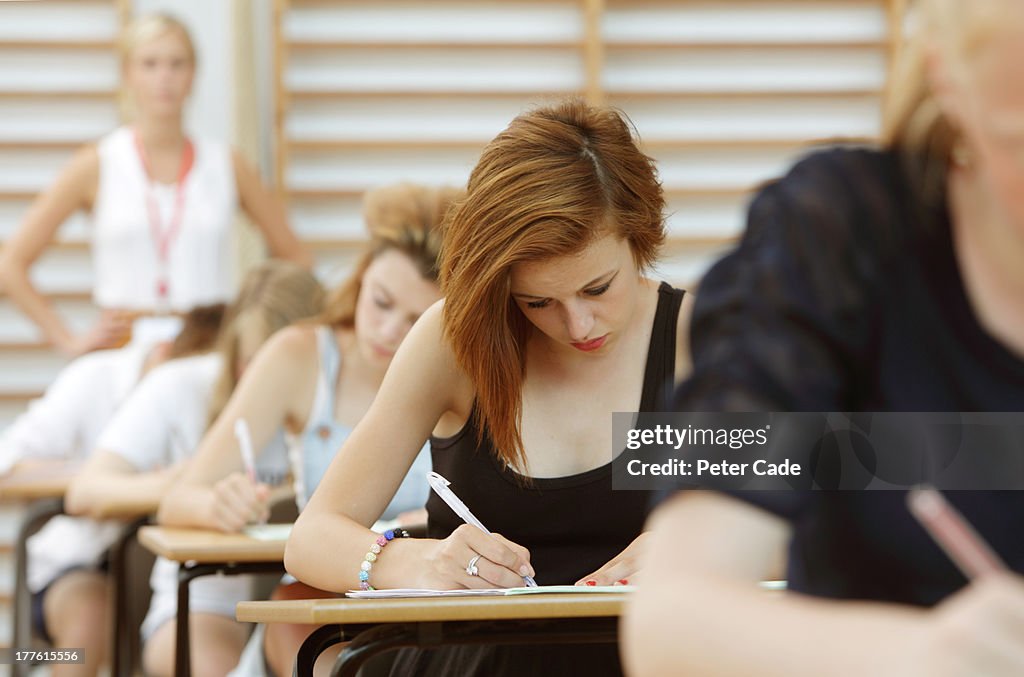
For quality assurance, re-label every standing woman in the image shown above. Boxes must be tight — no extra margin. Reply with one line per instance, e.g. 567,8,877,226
625,1,1024,675
0,12,309,357
158,183,457,677
285,100,692,676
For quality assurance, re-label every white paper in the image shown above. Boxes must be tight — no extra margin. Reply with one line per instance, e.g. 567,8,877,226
243,523,293,541
345,585,634,599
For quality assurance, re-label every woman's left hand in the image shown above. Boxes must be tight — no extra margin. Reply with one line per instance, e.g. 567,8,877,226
574,532,649,587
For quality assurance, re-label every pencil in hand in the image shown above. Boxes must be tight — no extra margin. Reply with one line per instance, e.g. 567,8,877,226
907,485,1006,580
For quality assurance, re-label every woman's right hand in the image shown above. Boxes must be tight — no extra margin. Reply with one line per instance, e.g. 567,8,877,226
418,524,535,589
61,309,134,356
204,471,271,533
897,573,1024,676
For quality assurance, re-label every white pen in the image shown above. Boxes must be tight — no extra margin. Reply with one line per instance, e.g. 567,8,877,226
428,471,538,586
233,418,257,483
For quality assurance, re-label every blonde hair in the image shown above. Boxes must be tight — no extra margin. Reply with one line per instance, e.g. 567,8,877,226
316,183,462,329
440,99,665,473
883,0,1008,202
207,261,325,424
118,13,196,121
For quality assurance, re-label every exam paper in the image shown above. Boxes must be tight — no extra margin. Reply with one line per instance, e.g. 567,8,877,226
242,523,293,541
345,585,635,598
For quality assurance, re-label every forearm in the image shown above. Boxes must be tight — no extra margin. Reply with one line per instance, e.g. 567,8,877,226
272,236,313,269
0,263,71,348
285,509,434,592
156,482,220,529
626,576,926,677
66,470,174,517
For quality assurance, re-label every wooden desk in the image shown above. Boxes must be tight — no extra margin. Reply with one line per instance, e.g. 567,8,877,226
237,593,628,677
138,526,289,677
0,462,81,677
138,526,287,563
0,462,80,501
1,463,156,677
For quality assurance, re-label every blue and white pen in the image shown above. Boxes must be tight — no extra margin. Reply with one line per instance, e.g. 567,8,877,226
428,471,538,587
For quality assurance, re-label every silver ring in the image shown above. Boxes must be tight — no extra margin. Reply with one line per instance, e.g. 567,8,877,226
465,554,482,576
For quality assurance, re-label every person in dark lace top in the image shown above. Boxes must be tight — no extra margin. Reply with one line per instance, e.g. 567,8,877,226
626,1,1024,675
286,99,691,676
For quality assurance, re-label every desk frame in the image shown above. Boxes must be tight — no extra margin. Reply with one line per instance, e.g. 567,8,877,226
10,498,64,677
297,615,619,677
108,516,151,676
174,560,286,677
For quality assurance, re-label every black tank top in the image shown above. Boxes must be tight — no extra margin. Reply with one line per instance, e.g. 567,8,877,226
390,283,684,677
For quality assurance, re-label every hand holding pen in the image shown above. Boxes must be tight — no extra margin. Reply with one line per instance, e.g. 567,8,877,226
428,471,537,588
201,418,270,532
901,486,1024,675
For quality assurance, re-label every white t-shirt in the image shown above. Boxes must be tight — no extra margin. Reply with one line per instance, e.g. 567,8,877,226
98,351,289,479
0,346,149,593
91,126,238,312
93,352,290,639
0,345,148,473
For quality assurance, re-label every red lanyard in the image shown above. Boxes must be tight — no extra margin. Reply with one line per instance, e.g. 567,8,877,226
133,130,195,302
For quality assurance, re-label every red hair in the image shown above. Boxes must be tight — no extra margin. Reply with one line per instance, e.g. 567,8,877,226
441,99,665,471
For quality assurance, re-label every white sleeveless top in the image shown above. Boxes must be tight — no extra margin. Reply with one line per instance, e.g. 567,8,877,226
91,126,238,312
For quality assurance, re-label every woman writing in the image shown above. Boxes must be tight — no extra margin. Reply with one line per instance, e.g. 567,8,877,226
66,260,323,677
286,100,692,676
0,304,222,677
158,183,458,676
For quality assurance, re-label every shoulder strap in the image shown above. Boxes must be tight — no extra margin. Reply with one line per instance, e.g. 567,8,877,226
639,282,685,412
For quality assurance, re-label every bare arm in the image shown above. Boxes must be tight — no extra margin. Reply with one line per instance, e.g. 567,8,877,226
65,450,180,518
157,324,317,531
286,303,533,593
0,146,98,353
624,492,1024,677
232,150,312,268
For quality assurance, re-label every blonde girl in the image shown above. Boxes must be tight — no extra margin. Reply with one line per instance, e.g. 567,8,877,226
66,260,324,677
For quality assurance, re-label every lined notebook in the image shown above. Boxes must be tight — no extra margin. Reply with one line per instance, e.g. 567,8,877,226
345,585,635,598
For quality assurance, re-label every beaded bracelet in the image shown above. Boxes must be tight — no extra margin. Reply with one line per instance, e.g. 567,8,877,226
358,528,411,590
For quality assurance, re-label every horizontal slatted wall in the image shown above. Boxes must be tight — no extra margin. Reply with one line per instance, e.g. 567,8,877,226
0,1,127,423
605,0,896,282
278,0,899,287
0,3,129,656
279,0,595,285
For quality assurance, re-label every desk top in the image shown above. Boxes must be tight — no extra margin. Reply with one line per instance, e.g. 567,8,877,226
0,461,81,501
138,525,288,563
237,593,628,625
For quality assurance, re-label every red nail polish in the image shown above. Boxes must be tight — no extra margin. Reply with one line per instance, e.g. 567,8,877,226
617,578,629,585
585,579,597,586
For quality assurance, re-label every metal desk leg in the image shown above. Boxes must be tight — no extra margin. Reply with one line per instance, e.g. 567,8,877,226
293,624,345,677
107,517,149,677
175,562,287,677
11,498,64,677
329,617,620,677
175,563,194,677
